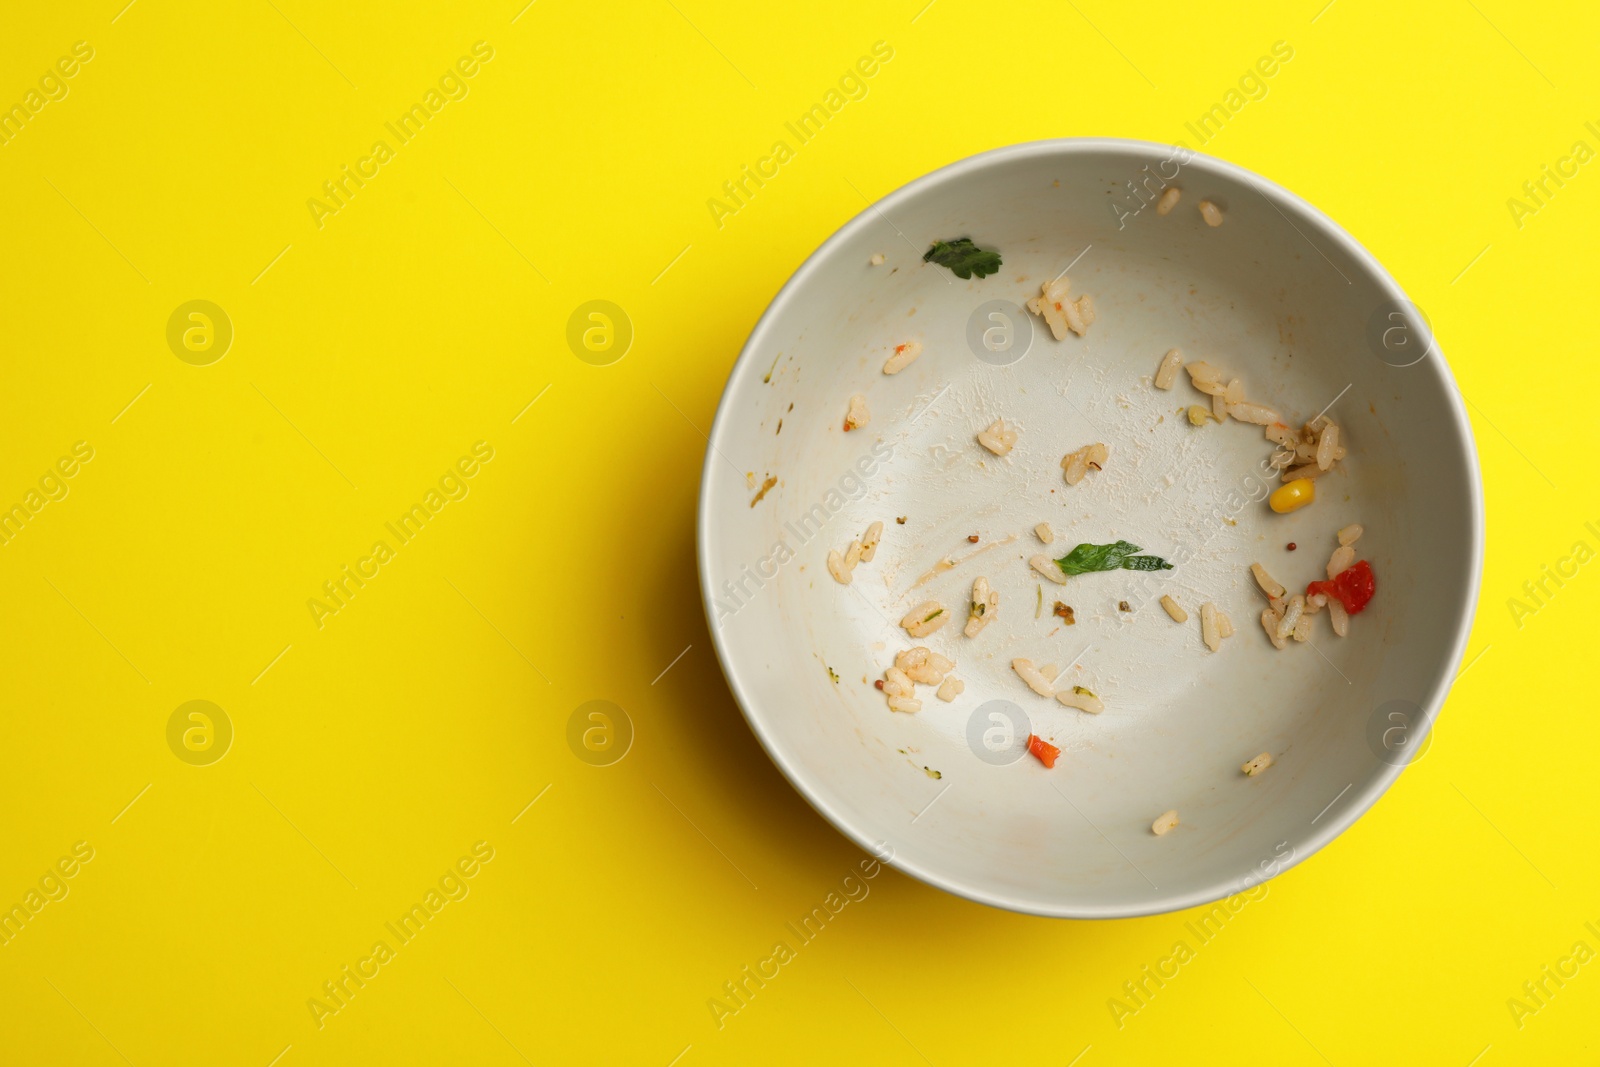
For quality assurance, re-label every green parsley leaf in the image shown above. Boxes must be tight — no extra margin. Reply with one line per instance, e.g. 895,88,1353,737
923,237,1002,280
1054,540,1174,578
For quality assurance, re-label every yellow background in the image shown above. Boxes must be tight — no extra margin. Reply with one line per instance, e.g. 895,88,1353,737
0,1,1593,1063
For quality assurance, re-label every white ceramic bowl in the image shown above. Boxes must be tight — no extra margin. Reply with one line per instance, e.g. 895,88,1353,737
697,139,1482,918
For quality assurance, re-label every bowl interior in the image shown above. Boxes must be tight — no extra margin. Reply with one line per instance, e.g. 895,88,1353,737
699,140,1480,917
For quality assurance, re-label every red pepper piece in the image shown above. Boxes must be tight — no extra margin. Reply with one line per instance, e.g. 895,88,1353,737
1027,733,1060,769
1307,559,1376,615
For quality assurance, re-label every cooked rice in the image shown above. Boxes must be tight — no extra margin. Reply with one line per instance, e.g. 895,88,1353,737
1198,200,1223,227
1034,522,1055,544
1316,422,1339,470
1156,187,1181,215
869,252,885,266
897,646,954,685
1226,401,1279,426
936,676,964,702
1200,601,1222,652
1292,611,1313,642
861,521,883,562
1186,360,1221,384
1281,463,1327,482
1242,752,1273,776
1337,523,1364,546
1057,684,1104,714
882,340,923,375
1030,554,1067,584
1275,594,1305,643
1260,606,1287,650
1160,594,1188,623
883,666,914,697
1060,442,1109,485
1251,563,1286,600
886,695,922,713
900,601,950,638
1212,390,1229,421
1306,592,1327,613
1264,422,1296,447
1152,810,1180,835
964,576,1000,638
843,539,862,570
826,548,852,585
1026,276,1095,340
1154,348,1183,389
1327,544,1355,579
1216,608,1235,638
977,418,1019,456
844,394,870,432
1328,598,1349,637
1011,657,1055,697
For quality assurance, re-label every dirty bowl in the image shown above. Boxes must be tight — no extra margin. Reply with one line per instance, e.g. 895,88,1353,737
697,138,1482,918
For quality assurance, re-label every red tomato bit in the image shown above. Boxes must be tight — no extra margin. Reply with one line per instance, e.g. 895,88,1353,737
1307,559,1376,615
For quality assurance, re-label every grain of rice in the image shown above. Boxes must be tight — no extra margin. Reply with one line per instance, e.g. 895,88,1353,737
1242,752,1273,776
1200,601,1222,652
1191,377,1228,396
1156,187,1181,215
964,577,1000,638
1282,463,1327,482
843,539,863,570
1316,422,1340,470
1154,349,1183,389
882,340,923,375
1026,277,1091,341
1251,562,1286,600
1224,378,1244,405
1186,361,1222,384
1292,611,1313,642
896,647,954,685
869,252,885,266
1269,449,1296,470
844,394,870,432
901,601,950,638
1160,594,1188,623
1011,658,1055,697
936,676,964,702
1226,401,1280,426
1030,554,1067,584
1328,598,1349,637
886,695,922,713
1306,593,1327,613
1152,810,1180,836
1212,389,1229,421
1198,200,1223,227
1337,523,1364,546
861,521,883,561
1261,607,1287,650
1035,522,1055,544
883,667,914,697
826,548,852,585
1216,609,1235,638
1061,442,1109,485
1057,685,1104,714
977,418,1019,456
1264,422,1296,447
1327,544,1355,579
1276,595,1305,643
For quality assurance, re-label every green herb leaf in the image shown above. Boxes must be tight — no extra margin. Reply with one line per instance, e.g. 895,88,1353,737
923,237,1002,280
1054,540,1173,578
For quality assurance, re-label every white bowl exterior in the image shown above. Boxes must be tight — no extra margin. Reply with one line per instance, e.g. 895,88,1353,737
698,139,1483,918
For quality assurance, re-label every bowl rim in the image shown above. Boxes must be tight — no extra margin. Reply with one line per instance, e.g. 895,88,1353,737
695,136,1485,919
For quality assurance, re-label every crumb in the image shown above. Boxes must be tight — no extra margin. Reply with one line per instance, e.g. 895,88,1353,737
967,534,980,543
896,516,907,524
1118,601,1131,612
923,767,942,779
1287,542,1297,551
873,679,884,690
1053,602,1076,624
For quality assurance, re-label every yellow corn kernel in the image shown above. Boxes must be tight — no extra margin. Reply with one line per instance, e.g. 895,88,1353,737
1186,405,1214,426
1269,478,1315,513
